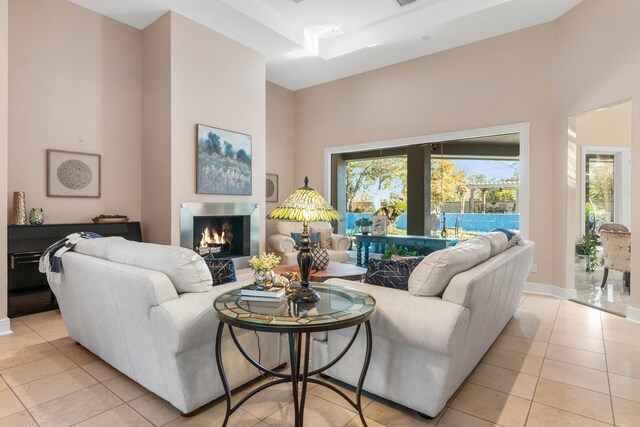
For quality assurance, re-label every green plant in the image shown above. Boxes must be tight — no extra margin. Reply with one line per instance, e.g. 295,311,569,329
249,252,281,272
380,245,420,260
355,218,372,227
582,234,599,273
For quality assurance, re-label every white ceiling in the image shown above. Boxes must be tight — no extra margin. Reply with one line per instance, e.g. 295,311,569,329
67,0,582,90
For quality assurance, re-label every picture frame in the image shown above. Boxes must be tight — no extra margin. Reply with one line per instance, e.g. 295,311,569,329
266,174,279,202
197,124,252,195
372,215,388,236
47,149,101,198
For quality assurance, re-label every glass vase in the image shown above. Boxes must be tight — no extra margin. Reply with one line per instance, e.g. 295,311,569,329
253,270,276,289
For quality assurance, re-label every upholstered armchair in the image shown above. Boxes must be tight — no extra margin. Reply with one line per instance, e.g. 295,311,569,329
599,229,631,289
267,221,352,265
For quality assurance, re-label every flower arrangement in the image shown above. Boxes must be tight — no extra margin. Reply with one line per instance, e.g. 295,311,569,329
248,252,281,272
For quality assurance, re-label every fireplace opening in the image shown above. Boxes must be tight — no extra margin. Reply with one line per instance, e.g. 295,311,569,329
192,215,250,258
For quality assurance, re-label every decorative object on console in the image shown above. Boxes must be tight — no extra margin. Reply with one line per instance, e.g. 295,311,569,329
248,252,281,289
203,256,237,286
196,124,252,196
47,149,101,197
355,217,372,235
266,173,278,202
364,257,424,290
372,215,388,236
267,177,344,303
12,191,26,225
312,246,330,270
92,214,129,223
29,208,44,225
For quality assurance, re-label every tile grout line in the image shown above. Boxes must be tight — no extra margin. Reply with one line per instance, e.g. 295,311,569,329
602,310,617,427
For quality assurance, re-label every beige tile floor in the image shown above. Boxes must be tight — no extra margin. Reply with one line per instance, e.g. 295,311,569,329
574,255,630,316
2,294,640,426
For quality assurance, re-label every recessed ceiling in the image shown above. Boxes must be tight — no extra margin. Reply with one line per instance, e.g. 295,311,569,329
66,0,582,90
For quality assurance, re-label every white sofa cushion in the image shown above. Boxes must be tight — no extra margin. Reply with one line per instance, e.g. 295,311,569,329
408,237,491,297
85,239,213,293
477,232,509,257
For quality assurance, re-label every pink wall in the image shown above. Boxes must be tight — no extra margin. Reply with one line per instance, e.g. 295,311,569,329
8,0,142,225
0,0,7,321
141,13,172,245
169,13,266,246
266,82,295,239
293,24,555,285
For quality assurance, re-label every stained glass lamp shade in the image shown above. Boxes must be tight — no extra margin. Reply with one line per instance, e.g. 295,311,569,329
267,177,343,303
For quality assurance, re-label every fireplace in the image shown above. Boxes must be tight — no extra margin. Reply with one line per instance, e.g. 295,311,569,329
179,202,260,268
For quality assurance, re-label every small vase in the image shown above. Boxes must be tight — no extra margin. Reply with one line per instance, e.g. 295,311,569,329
253,270,276,289
13,192,26,225
29,208,45,226
361,226,371,235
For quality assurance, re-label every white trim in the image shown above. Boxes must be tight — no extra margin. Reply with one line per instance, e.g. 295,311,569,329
323,122,530,239
524,282,577,300
626,306,640,324
0,318,12,336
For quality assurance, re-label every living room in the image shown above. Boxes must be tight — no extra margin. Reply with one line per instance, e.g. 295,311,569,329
1,0,640,426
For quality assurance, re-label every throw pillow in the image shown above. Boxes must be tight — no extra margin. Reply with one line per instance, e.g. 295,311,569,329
477,232,509,257
204,256,237,286
491,228,516,240
312,247,330,270
310,227,332,249
290,232,320,247
364,257,424,290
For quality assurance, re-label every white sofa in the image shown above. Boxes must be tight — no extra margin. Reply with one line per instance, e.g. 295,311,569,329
48,237,288,414
267,221,351,264
312,236,534,417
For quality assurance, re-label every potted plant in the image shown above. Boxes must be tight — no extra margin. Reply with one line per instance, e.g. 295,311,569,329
248,252,281,289
580,234,599,273
355,217,373,235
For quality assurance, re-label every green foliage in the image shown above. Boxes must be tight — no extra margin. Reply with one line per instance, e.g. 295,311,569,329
582,234,599,273
355,218,372,227
380,245,420,260
374,199,407,225
431,159,467,213
346,158,407,212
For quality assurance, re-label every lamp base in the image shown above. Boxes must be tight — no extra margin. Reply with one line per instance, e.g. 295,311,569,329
288,286,321,304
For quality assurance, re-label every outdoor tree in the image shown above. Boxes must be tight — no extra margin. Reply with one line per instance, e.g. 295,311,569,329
346,158,407,212
374,199,407,225
430,159,467,213
588,163,614,221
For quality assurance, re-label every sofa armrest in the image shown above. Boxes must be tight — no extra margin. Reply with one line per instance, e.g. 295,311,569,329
268,234,296,254
331,234,352,251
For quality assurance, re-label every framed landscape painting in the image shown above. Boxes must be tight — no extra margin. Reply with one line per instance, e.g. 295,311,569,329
197,124,252,195
47,149,101,197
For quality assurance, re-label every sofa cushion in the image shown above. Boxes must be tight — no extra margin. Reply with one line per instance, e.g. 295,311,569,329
73,236,125,259
204,257,237,286
311,227,332,249
104,240,213,293
477,232,509,257
408,236,491,297
364,257,424,290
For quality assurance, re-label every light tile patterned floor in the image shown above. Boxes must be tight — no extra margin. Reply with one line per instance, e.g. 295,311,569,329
2,294,640,426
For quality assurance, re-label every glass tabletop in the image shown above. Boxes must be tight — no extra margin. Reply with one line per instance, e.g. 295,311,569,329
213,284,376,332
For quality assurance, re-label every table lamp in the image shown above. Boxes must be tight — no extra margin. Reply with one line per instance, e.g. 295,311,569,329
267,177,343,303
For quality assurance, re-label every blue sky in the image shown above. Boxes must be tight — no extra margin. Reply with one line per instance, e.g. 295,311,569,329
453,159,519,181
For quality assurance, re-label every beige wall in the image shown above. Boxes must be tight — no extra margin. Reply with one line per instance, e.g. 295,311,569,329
141,13,172,245
169,12,266,246
293,24,555,285
266,82,295,239
8,0,142,225
0,0,8,320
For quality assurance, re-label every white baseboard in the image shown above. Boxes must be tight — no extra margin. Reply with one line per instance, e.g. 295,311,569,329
0,318,12,336
524,282,577,300
626,306,640,324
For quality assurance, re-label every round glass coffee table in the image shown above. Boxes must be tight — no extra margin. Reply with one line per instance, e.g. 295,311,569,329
213,283,376,427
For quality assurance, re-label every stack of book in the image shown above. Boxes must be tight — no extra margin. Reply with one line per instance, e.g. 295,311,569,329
241,284,286,302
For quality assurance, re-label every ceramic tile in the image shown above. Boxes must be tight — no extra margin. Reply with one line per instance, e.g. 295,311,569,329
12,366,97,408
309,378,374,412
82,359,121,382
128,393,181,426
481,347,543,376
437,408,500,426
0,353,76,387
0,322,46,354
450,383,530,427
611,396,640,427
602,328,640,347
604,341,640,362
492,335,547,358
0,389,25,419
0,342,59,371
606,355,640,379
362,398,441,426
33,326,68,342
554,312,602,328
526,402,611,427
544,343,607,371
549,331,604,354
608,373,640,403
163,403,260,427
29,384,122,427
510,311,556,328
232,380,293,419
0,410,37,427
63,346,100,366
601,313,640,335
540,359,609,394
102,375,148,402
343,414,387,427
264,393,357,427
532,378,613,424
468,363,538,399
501,322,552,342
48,337,77,353
552,320,603,339
74,404,154,427
0,377,6,392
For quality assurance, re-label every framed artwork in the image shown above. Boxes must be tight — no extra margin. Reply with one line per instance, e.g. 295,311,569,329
372,215,388,236
266,174,278,202
197,124,252,195
47,149,101,198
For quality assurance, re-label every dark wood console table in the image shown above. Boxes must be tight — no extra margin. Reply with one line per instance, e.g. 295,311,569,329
8,222,142,317
354,234,458,266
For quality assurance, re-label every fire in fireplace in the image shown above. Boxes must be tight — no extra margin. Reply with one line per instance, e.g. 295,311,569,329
197,223,232,256
192,215,247,258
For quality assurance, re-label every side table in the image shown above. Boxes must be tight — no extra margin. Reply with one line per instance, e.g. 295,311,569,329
213,284,376,427
274,262,367,283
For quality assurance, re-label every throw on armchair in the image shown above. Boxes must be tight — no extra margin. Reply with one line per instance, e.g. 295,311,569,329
600,229,631,289
267,221,351,265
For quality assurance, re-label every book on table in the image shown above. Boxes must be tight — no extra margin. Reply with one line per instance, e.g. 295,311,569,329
240,294,287,303
241,284,286,299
